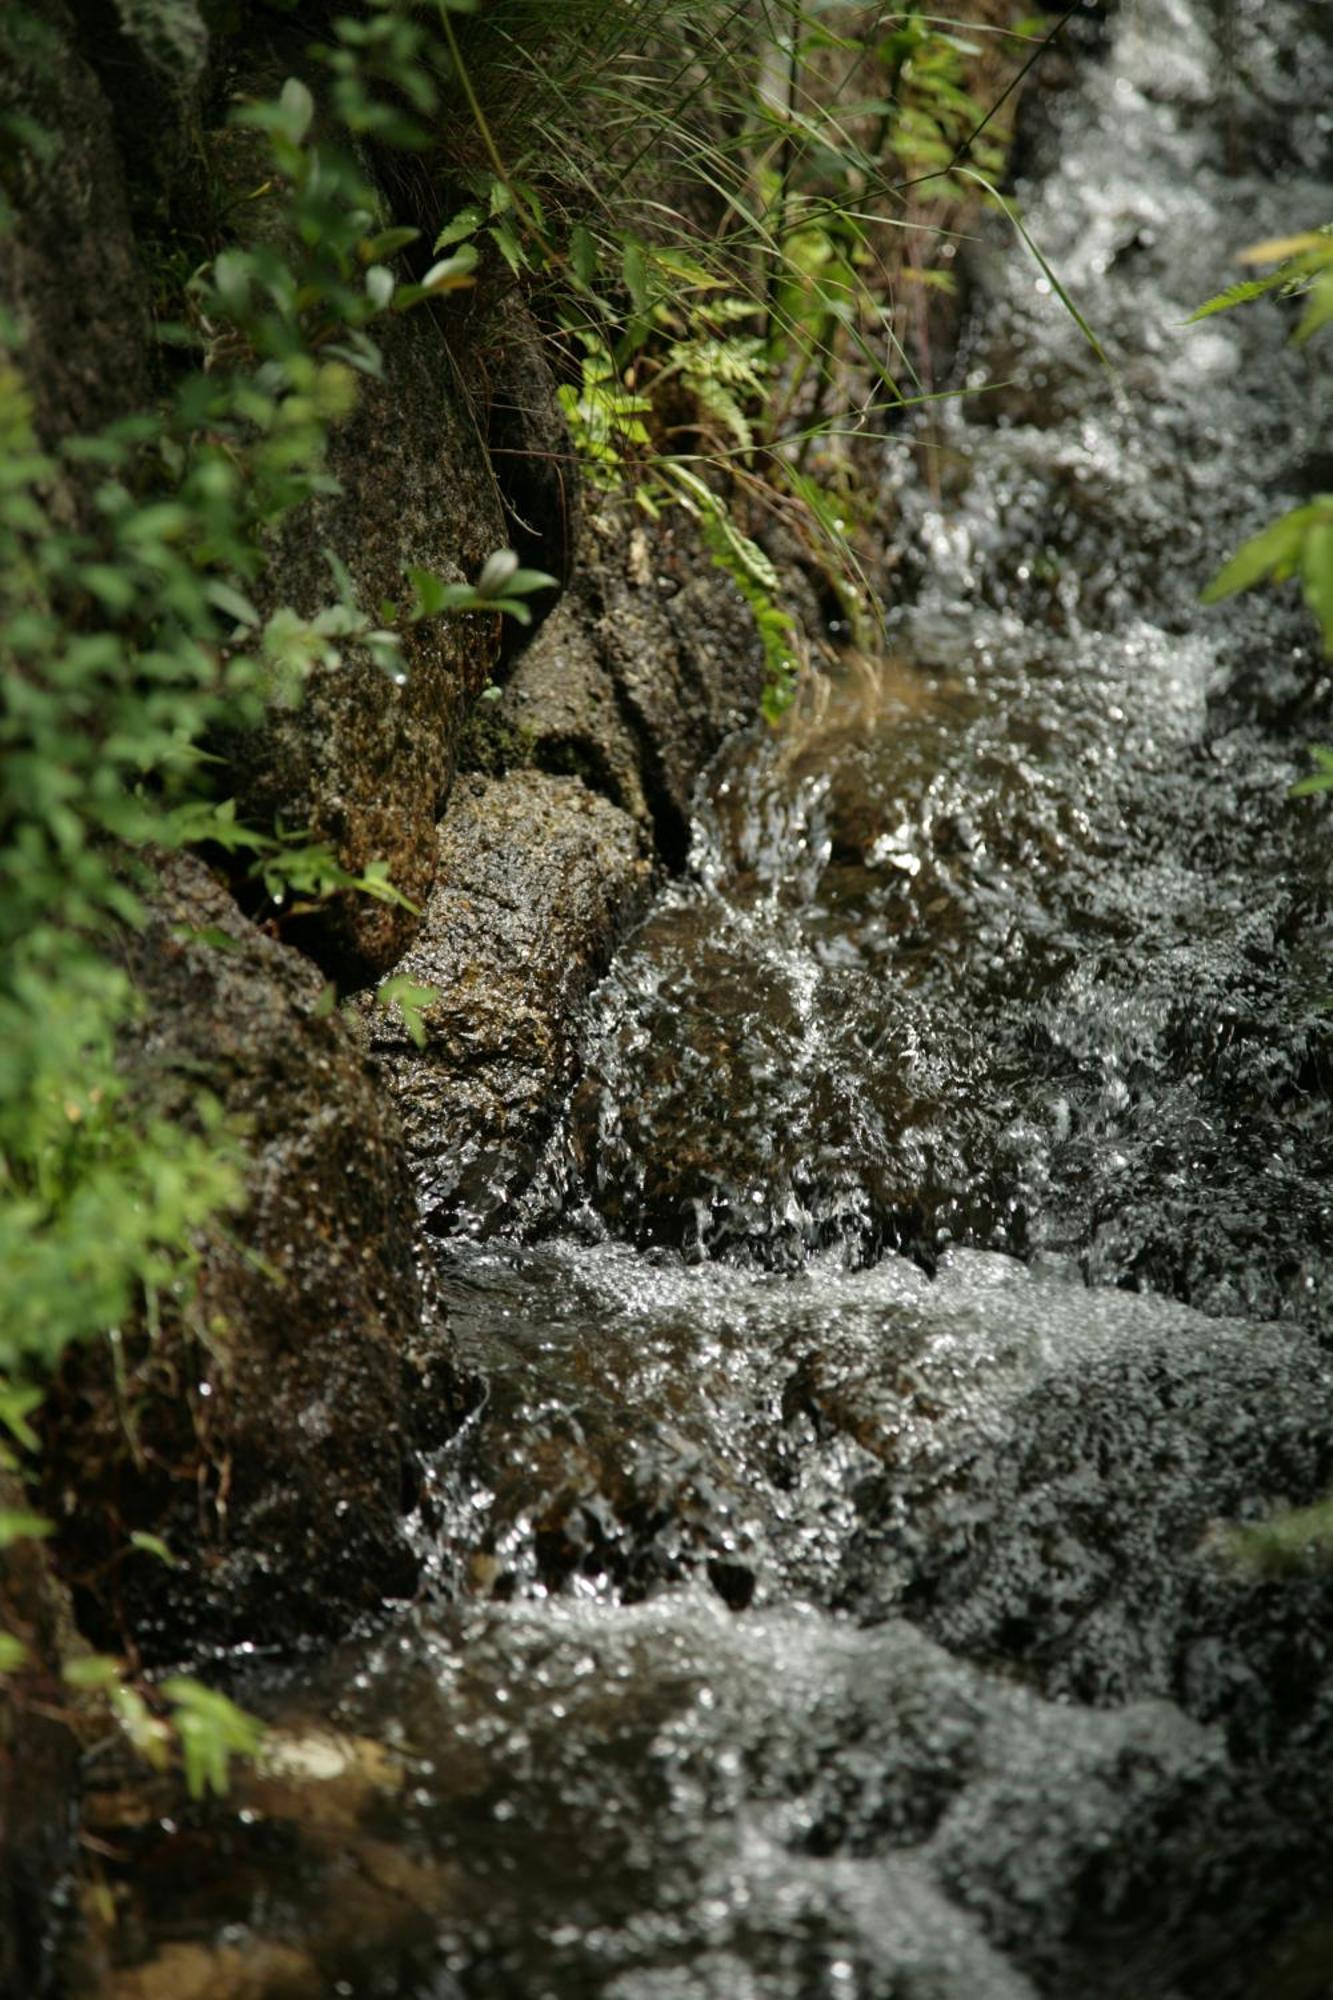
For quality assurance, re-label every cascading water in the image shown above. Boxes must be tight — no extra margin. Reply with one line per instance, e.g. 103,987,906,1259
105,4,1333,1996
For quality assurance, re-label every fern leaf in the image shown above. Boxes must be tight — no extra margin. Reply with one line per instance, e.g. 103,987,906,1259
1184,276,1282,324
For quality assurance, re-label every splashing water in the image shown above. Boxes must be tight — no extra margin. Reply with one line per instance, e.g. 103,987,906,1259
101,5,1333,1997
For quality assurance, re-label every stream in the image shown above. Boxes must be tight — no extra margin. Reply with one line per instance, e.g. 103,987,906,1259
104,2,1333,1995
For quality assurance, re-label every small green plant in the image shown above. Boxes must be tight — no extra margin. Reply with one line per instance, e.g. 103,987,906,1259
557,336,654,491
161,1676,268,1799
1291,744,1333,798
408,547,558,627
61,1651,265,1799
1202,494,1333,658
1207,1496,1333,1579
1193,226,1333,656
375,974,438,1048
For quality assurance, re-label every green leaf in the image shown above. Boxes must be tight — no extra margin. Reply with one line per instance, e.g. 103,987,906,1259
162,1676,266,1799
0,1510,53,1549
170,924,245,954
1290,744,1333,798
376,975,437,1048
361,226,420,261
1210,1495,1333,1575
1202,508,1317,602
1237,231,1330,264
407,567,447,617
1183,277,1282,324
211,250,253,316
434,206,484,252
622,236,650,314
570,225,598,286
420,243,479,291
476,548,519,597
279,77,315,144
63,1653,125,1692
206,581,260,629
78,562,137,613
110,1684,172,1769
1295,267,1333,346
0,1632,27,1673
129,1531,177,1567
0,1385,44,1454
505,567,558,597
365,263,396,310
1300,520,1333,652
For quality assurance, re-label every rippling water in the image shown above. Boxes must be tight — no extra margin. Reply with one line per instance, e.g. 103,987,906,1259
106,3,1333,1995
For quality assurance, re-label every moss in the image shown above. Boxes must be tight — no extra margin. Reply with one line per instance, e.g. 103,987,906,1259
455,700,537,778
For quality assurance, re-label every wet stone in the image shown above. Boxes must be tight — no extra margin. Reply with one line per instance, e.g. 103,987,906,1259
367,770,651,1239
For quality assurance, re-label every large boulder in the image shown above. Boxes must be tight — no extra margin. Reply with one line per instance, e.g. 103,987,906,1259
496,498,767,864
366,769,651,1238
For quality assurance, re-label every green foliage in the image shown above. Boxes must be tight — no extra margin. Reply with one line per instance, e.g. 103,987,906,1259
375,974,438,1048
1291,744,1333,799
407,547,557,627
161,1675,267,1799
1210,1496,1333,1578
0,1508,52,1548
701,510,801,722
1201,496,1333,656
1196,226,1333,656
557,338,653,490
459,0,1042,711
128,1530,176,1566
2,1519,263,1806
59,1649,264,1798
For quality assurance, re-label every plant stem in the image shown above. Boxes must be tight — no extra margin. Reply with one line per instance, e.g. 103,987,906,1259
765,0,802,350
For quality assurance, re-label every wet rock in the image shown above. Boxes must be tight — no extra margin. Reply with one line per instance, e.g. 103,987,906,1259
77,0,212,228
480,300,581,591
233,1592,1238,1999
499,498,767,863
229,305,508,982
0,0,152,451
367,769,651,1236
571,885,1011,1270
244,1726,403,1833
834,1253,1333,1744
102,1941,319,2000
495,592,648,817
0,1473,81,2000
452,1317,761,1605
40,852,461,1655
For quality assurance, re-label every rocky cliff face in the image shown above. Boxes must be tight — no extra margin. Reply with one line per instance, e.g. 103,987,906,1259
0,0,765,1967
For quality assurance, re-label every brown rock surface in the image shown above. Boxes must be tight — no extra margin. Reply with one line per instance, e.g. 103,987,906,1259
229,312,509,982
367,769,651,1235
500,499,766,864
40,853,463,1655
